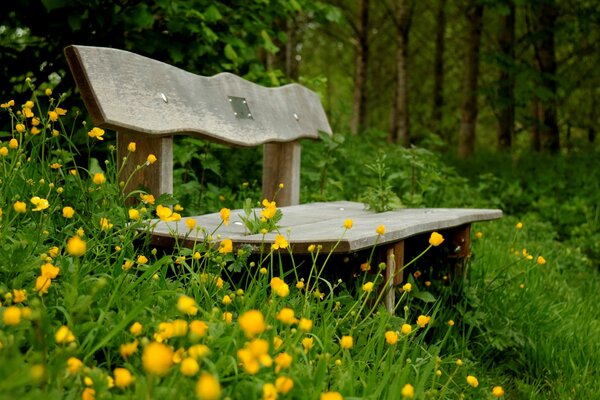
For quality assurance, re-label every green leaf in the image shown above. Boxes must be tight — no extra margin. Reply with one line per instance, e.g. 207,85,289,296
412,290,436,303
224,44,238,62
41,0,70,12
204,5,223,22
261,30,280,54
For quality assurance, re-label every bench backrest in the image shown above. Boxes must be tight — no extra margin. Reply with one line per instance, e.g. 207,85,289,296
64,45,332,205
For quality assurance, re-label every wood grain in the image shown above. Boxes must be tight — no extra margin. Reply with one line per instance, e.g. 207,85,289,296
262,141,301,206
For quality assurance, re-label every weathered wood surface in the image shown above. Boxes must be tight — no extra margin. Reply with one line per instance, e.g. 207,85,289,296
150,201,502,253
262,141,301,206
64,45,332,146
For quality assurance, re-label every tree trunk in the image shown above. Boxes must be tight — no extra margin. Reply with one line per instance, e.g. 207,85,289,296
458,3,484,158
285,16,299,81
432,0,447,140
530,0,560,153
389,0,414,146
350,0,369,135
496,1,515,150
531,95,541,151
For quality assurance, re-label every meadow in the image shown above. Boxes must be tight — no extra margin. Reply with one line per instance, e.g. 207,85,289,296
1,82,599,400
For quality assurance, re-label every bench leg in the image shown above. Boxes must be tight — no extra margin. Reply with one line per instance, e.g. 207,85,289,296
385,241,405,314
117,132,173,201
262,141,301,206
445,224,471,280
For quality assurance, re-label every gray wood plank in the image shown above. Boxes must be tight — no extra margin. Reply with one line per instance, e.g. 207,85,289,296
149,201,502,253
65,45,332,146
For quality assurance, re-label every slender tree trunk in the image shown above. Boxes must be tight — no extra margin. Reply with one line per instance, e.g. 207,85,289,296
432,0,447,139
351,0,369,135
389,0,413,146
530,0,560,152
458,3,484,158
588,89,596,143
496,1,515,150
531,95,541,151
285,16,299,80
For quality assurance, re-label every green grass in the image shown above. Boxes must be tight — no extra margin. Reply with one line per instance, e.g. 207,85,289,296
1,82,600,399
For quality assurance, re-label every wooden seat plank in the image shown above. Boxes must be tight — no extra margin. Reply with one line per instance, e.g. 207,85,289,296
149,201,502,253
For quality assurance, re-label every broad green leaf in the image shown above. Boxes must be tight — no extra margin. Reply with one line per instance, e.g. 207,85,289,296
204,5,223,22
261,30,280,54
224,44,238,62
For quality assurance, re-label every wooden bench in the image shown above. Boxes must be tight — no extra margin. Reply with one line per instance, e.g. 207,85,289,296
65,45,502,312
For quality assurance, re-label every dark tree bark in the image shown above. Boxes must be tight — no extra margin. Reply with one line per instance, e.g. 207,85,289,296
531,95,542,151
458,3,484,158
389,0,415,146
351,0,370,135
529,0,560,152
496,1,515,150
285,16,300,81
432,0,447,139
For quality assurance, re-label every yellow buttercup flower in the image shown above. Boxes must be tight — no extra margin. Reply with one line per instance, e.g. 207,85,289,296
16,123,25,133
516,222,523,229
130,322,143,336
466,375,479,388
142,342,173,376
299,317,312,332
302,337,314,353
276,307,297,325
401,324,412,335
147,154,157,164
41,263,60,279
127,142,136,152
195,372,221,400
401,383,414,398
67,357,83,375
156,204,181,222
180,357,199,376
185,218,196,230
12,289,26,303
402,283,412,292
220,208,230,226
275,376,294,394
270,277,290,297
13,201,26,213
113,367,134,388
263,383,277,400
55,107,67,116
238,309,266,338
376,224,385,235
320,392,343,400
67,235,87,257
92,173,106,185
428,232,444,246
128,208,140,220
177,295,198,316
9,138,18,149
35,276,51,294
343,219,353,229
537,256,546,265
260,199,277,219
362,281,374,293
55,325,75,344
272,234,289,250
2,306,21,326
417,315,431,328
385,330,398,345
219,238,233,254
492,386,504,397
100,217,113,231
339,335,353,349
119,340,139,359
30,196,49,211
48,111,58,122
87,127,105,140
0,147,7,157
274,352,293,373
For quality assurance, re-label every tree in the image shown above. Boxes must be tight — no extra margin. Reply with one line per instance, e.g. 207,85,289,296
432,0,448,140
458,2,484,158
389,0,416,146
496,0,516,150
350,0,370,135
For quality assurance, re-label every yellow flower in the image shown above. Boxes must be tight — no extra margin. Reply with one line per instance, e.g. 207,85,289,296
376,224,385,235
222,311,233,324
67,357,83,375
276,308,297,325
260,199,277,219
100,217,113,231
456,358,463,366
147,154,157,164
177,295,198,316
16,123,25,133
0,99,15,108
140,193,155,204
55,107,67,115
320,392,343,400
299,317,312,332
82,387,95,400
2,306,21,326
275,376,294,394
137,255,148,265
45,88,52,96
263,383,277,400
48,111,58,122
401,324,412,335
0,147,7,157
302,337,314,353
92,173,106,185
67,236,87,257
186,218,196,230
31,117,41,126
307,244,316,253
35,276,52,294
195,372,221,400
41,263,60,279
30,196,49,211
270,277,290,297
156,204,181,222
272,234,289,250
188,344,210,359
87,127,105,140
362,281,374,293
189,320,208,337
220,208,230,226
219,238,233,254
296,281,305,290
9,138,18,149
466,375,479,388
30,126,41,135
447,320,455,326
537,256,546,265
428,232,444,246
516,222,523,229
130,322,143,336
119,340,139,359
13,289,27,303
492,386,505,397
417,315,431,328
13,201,26,213
114,367,134,388
180,357,200,376
127,142,136,152
274,352,293,373
402,283,412,292
385,330,398,345
475,231,483,239
238,309,266,338
55,325,76,344
339,335,353,349
343,219,353,229
142,342,173,376
401,383,414,398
